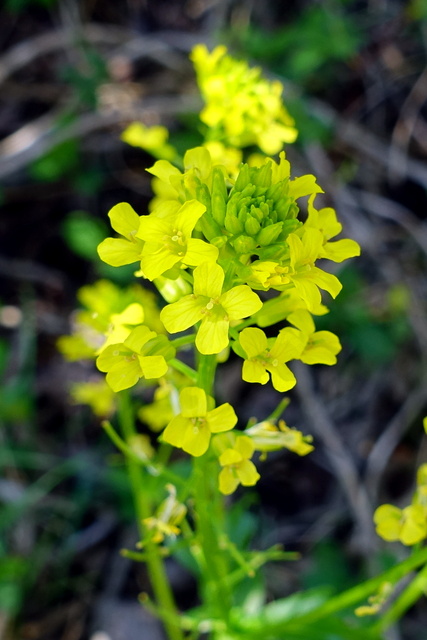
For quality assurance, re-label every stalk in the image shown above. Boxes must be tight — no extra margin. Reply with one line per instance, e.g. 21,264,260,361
117,391,184,640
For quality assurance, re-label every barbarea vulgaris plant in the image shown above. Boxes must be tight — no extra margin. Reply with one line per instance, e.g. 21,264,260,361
58,45,427,640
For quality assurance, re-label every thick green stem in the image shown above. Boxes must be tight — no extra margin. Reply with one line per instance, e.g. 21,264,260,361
117,392,184,640
193,456,232,623
193,354,233,628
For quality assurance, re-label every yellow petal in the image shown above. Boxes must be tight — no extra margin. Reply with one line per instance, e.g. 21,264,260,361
220,286,262,320
180,387,207,418
97,238,142,267
220,449,243,466
184,239,218,266
207,403,237,433
123,326,156,353
219,467,240,495
234,435,255,459
138,355,168,379
242,360,269,385
108,202,140,238
106,359,141,392
269,364,296,392
182,422,211,457
196,317,229,354
239,327,267,359
160,296,206,334
320,239,361,263
163,415,189,448
193,262,224,298
176,200,206,237
141,246,181,281
237,459,260,486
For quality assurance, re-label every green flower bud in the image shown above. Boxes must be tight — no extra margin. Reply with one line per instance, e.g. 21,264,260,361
257,221,283,246
233,235,257,254
211,167,227,226
245,216,261,236
234,164,251,191
224,213,244,235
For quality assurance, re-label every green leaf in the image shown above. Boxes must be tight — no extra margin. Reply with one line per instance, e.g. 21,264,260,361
62,210,108,261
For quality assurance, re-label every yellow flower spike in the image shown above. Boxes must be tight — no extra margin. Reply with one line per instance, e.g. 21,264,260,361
239,327,305,392
423,416,427,434
160,262,262,355
305,194,361,263
137,200,218,280
218,435,260,495
96,325,170,392
191,44,298,153
162,387,237,457
374,503,427,545
97,202,145,267
287,309,342,365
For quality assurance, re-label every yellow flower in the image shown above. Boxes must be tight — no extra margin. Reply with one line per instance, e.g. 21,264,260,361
160,262,262,355
97,202,144,267
137,200,218,280
191,44,298,154
162,387,237,457
121,122,176,161
238,327,304,392
96,326,172,392
373,504,427,545
218,436,260,495
305,194,361,263
286,228,342,311
57,280,160,361
286,309,341,365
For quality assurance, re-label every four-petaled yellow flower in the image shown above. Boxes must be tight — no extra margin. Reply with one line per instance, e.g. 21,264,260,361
96,325,170,392
161,262,262,355
238,327,304,392
137,200,218,280
373,504,427,546
218,435,260,495
97,202,144,267
286,309,341,365
287,228,342,311
162,387,237,457
305,194,361,263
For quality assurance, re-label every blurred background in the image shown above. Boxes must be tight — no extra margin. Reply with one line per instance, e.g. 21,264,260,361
2,1,427,638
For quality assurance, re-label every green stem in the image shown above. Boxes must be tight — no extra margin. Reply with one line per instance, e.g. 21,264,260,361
169,358,198,383
193,456,232,622
196,353,217,396
102,420,186,488
170,335,196,349
117,392,184,640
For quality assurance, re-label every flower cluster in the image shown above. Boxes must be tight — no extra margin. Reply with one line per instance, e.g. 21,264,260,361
59,45,360,505
191,44,298,154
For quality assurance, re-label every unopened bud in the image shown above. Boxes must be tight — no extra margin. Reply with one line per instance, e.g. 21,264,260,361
233,235,257,254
